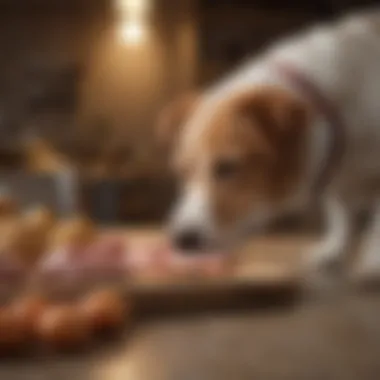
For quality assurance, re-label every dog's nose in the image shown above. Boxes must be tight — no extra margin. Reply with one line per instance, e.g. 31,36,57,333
174,229,204,252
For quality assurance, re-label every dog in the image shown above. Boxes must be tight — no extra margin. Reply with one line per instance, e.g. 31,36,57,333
157,10,380,278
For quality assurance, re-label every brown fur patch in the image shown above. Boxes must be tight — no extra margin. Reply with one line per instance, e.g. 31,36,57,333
177,86,312,230
156,92,199,149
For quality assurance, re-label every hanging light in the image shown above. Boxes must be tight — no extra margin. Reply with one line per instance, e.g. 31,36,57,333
115,0,150,19
114,0,150,45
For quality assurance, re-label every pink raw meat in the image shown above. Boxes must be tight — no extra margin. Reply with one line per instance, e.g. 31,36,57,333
81,236,128,279
126,241,229,279
126,241,171,277
36,246,86,287
36,236,128,289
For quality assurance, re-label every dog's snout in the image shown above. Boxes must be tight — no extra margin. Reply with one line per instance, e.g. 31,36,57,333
174,229,204,252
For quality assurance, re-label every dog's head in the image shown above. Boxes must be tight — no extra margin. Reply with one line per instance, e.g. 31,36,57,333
157,86,311,252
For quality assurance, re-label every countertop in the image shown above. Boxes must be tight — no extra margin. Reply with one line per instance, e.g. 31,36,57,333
1,232,379,380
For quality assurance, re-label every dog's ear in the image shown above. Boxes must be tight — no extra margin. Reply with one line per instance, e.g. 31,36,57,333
156,92,199,149
235,87,310,154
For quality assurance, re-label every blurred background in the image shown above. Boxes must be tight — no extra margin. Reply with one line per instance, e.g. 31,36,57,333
0,0,377,224
0,2,380,380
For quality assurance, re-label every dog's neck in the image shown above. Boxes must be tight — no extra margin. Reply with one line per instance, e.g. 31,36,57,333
275,62,346,194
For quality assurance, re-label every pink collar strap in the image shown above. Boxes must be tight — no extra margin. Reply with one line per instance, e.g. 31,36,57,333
275,62,346,192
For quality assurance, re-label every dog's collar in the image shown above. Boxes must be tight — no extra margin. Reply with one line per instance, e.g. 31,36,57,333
275,62,346,192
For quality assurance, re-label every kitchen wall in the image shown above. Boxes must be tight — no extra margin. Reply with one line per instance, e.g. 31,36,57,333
0,0,198,176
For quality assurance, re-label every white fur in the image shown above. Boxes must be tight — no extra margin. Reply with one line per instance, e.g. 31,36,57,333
355,201,380,277
169,181,217,245
172,10,380,275
306,195,351,269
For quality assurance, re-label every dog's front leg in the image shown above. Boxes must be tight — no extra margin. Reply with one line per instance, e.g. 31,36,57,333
305,195,352,273
354,201,380,280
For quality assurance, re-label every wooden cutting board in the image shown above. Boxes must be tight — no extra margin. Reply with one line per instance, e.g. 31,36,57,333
7,228,310,314
117,228,312,314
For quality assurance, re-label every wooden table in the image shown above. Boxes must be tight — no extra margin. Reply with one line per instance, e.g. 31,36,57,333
2,234,380,380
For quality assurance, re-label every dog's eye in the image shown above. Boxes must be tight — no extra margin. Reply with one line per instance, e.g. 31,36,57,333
213,159,239,180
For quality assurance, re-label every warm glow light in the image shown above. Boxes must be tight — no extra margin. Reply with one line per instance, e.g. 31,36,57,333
116,0,149,18
119,22,145,44
114,0,150,45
